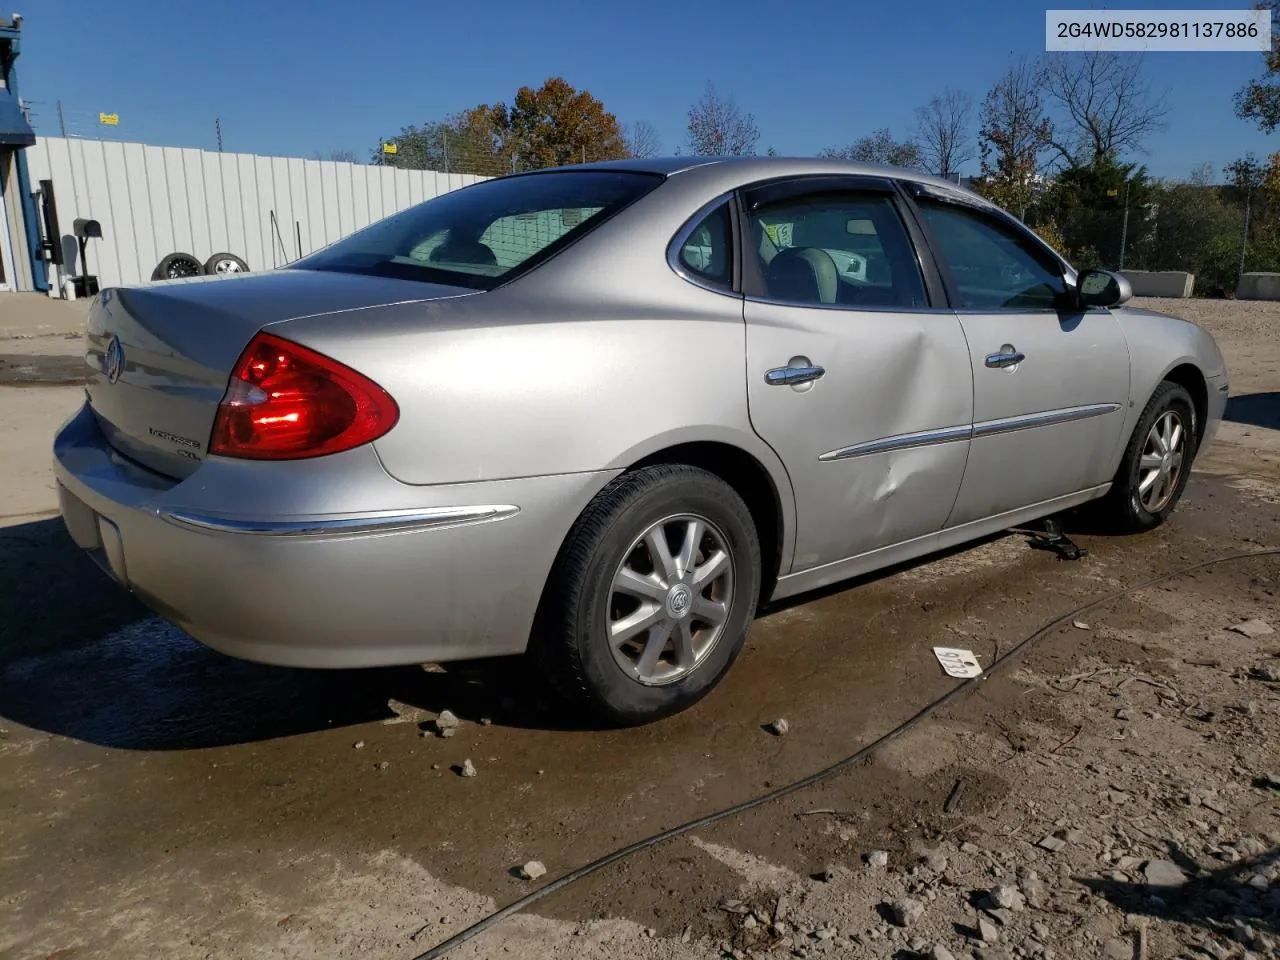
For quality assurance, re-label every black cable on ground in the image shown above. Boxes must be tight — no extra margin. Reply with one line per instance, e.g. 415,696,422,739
408,546,1280,960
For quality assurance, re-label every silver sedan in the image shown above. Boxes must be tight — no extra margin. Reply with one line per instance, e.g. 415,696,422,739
53,157,1228,725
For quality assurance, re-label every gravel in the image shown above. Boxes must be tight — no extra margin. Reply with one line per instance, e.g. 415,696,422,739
1227,618,1274,638
887,898,924,926
1142,859,1188,887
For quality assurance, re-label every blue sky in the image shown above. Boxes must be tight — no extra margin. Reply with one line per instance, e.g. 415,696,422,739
12,0,1278,181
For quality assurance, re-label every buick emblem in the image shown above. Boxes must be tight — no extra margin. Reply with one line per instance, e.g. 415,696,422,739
666,584,693,620
104,335,125,384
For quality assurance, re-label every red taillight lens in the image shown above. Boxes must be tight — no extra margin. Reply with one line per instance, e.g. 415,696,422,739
209,332,399,460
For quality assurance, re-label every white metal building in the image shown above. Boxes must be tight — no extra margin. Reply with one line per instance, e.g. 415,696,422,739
19,135,485,293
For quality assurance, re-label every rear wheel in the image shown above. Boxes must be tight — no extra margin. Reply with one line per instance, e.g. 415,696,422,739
1094,380,1198,532
533,464,761,726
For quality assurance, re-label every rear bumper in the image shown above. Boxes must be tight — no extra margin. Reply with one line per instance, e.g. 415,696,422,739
53,401,617,668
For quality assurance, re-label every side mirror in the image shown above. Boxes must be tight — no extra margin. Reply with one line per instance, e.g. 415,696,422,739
1074,268,1131,309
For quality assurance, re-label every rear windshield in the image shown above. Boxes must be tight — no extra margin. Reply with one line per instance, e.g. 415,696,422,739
292,169,663,290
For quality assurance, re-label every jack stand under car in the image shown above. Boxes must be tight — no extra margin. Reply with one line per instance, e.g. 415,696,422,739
1026,516,1089,561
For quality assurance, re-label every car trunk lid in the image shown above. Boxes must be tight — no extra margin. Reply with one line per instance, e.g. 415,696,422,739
84,269,475,479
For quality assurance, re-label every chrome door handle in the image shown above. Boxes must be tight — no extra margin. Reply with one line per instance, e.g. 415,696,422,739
765,364,826,386
984,347,1026,369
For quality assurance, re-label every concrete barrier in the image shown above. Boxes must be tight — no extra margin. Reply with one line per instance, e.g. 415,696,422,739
1236,273,1280,300
1120,271,1195,298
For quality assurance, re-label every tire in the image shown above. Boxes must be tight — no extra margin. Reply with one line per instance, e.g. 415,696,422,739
151,252,204,281
532,464,762,726
1094,380,1198,532
204,252,250,276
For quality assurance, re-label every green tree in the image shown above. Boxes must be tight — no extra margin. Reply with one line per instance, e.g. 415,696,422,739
1235,1,1280,133
1042,156,1153,268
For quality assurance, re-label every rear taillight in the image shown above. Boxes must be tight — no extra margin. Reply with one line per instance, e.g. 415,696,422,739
209,332,399,460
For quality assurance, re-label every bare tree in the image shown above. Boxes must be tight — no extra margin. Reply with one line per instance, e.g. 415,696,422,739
819,128,922,169
1041,52,1168,167
313,149,359,163
914,88,974,180
976,57,1054,216
687,83,759,156
624,120,661,159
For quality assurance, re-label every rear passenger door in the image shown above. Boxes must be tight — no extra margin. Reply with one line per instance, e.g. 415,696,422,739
739,176,974,578
903,186,1131,526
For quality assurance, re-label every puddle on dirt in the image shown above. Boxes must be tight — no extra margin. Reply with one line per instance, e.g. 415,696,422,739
0,353,87,386
0,616,427,750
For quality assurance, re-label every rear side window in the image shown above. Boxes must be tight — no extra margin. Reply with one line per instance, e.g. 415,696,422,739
745,191,927,309
675,202,733,290
295,170,663,290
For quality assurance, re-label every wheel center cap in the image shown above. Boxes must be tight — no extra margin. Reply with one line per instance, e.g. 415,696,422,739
666,584,693,620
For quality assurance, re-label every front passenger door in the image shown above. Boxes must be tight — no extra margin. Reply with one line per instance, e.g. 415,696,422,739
909,192,1131,527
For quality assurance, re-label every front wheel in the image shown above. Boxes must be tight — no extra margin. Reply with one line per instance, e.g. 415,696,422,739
1095,380,1198,532
533,464,762,726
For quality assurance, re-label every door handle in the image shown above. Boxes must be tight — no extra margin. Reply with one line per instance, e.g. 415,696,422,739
984,346,1026,369
765,363,826,386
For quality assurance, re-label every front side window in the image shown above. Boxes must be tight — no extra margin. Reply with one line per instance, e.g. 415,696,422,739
675,202,733,289
295,170,662,290
745,191,927,309
916,200,1066,310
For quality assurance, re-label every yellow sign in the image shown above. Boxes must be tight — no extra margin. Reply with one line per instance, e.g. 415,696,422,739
1106,188,1119,197
99,112,119,126
382,142,398,155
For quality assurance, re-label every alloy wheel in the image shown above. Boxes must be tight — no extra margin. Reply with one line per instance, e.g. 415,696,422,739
1137,409,1187,513
606,513,735,686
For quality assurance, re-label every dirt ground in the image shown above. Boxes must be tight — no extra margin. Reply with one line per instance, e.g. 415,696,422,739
1,294,1278,960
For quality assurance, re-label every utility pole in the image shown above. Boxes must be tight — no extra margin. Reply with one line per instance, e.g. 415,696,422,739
56,99,66,137
215,117,223,152
1239,184,1252,283
1119,180,1130,272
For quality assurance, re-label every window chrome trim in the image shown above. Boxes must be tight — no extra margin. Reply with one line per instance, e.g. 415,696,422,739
744,293,948,315
818,402,1122,462
159,504,520,538
666,190,740,297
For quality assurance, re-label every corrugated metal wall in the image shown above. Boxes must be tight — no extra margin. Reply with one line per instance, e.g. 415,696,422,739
25,136,488,289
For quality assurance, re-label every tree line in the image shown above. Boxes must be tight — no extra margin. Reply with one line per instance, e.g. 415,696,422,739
364,8,1280,294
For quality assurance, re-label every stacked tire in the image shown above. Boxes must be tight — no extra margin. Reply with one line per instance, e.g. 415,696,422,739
151,252,250,281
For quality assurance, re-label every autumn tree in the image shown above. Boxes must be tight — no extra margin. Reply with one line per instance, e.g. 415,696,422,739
377,78,629,175
976,57,1054,218
820,128,922,169
687,83,760,156
1235,1,1280,132
914,89,974,180
499,77,630,168
624,120,661,159
1041,52,1167,167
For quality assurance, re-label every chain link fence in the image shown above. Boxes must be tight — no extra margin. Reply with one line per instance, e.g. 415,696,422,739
376,126,612,180
1022,182,1278,297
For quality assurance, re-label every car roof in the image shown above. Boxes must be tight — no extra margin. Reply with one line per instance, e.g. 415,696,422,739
557,155,990,203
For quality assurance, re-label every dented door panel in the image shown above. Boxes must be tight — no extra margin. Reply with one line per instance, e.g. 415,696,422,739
744,304,973,574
